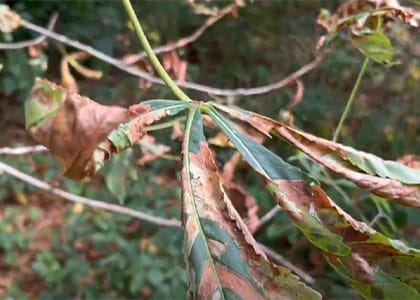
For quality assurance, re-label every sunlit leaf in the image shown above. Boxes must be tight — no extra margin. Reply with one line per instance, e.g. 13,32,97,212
206,105,420,299
213,104,420,207
182,107,321,300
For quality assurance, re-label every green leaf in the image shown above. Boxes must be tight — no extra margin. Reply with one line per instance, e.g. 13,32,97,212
182,107,320,300
104,149,135,204
351,32,395,64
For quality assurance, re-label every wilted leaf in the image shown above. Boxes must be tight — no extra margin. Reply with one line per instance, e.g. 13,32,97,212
182,107,320,300
206,106,420,298
222,152,259,233
213,104,420,207
25,79,187,179
25,78,128,179
137,134,171,165
316,0,418,48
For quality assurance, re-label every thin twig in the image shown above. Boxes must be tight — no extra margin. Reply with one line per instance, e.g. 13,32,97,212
0,12,58,49
0,159,313,284
126,4,235,64
257,243,315,285
0,160,181,227
20,18,326,97
254,205,282,232
0,145,48,155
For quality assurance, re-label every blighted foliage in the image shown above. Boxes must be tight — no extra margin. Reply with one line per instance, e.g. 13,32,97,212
181,107,320,299
25,78,187,179
22,1,420,299
206,105,420,298
25,78,420,299
213,104,420,208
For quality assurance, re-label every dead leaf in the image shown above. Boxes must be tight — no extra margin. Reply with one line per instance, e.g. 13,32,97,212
26,78,128,179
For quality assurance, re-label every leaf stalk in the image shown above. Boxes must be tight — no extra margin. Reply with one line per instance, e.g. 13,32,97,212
121,0,191,102
333,57,369,142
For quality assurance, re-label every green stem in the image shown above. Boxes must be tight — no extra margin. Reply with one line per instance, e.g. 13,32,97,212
333,57,369,142
121,0,191,102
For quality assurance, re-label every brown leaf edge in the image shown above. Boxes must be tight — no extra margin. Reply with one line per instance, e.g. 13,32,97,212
182,108,321,300
214,104,420,207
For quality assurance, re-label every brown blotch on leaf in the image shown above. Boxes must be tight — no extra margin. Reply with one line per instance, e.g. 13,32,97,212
28,80,128,179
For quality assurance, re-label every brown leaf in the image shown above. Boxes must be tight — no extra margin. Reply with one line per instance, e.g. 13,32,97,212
222,152,259,232
398,154,420,169
162,50,188,83
137,134,171,165
27,79,128,179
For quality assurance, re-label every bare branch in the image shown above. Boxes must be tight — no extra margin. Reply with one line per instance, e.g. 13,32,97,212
20,18,326,97
0,160,181,227
0,145,48,155
125,4,235,64
254,205,282,231
0,159,314,284
0,12,58,49
258,243,315,285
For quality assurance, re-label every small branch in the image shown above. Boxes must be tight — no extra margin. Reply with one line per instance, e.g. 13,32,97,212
126,4,235,64
257,243,315,285
0,160,181,227
0,12,58,49
20,18,326,97
0,159,313,284
333,57,369,142
254,205,282,232
0,145,48,155
121,0,191,102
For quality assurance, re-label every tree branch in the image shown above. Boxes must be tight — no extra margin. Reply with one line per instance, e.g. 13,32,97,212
0,157,314,284
0,160,181,227
125,4,236,65
0,12,58,49
258,243,315,285
254,205,282,232
0,145,48,155
20,18,326,97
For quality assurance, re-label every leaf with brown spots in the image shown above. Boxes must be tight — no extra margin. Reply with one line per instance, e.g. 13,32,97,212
214,103,420,208
25,78,187,179
206,105,420,299
182,107,320,300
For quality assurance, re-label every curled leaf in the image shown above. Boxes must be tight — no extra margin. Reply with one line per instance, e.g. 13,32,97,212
25,78,128,179
25,79,188,179
214,103,420,207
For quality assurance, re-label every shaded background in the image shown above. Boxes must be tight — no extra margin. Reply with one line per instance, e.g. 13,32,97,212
0,1,419,299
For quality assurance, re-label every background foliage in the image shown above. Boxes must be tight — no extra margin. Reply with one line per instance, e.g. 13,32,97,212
0,0,419,299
